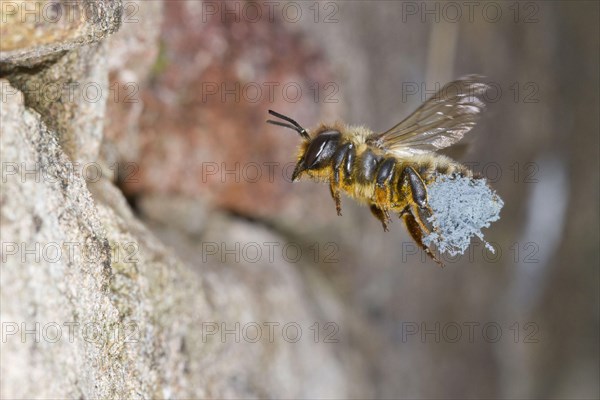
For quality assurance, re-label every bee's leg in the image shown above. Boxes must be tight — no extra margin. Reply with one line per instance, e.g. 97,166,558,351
370,203,391,232
398,205,432,236
401,166,430,210
343,144,356,185
399,205,410,217
408,204,434,237
399,166,435,234
402,211,443,267
329,184,342,216
398,168,444,263
375,158,396,205
329,142,353,216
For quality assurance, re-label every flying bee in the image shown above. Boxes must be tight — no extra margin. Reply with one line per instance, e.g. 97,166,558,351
267,76,491,265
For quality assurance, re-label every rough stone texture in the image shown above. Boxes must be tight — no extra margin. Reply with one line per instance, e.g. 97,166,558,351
0,0,122,66
0,79,358,398
5,43,110,163
1,82,126,397
0,1,365,395
1,0,122,164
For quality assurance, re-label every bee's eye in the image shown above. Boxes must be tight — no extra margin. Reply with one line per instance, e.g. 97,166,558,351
305,130,340,169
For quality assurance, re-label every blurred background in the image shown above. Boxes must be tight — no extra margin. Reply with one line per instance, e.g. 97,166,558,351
103,1,599,398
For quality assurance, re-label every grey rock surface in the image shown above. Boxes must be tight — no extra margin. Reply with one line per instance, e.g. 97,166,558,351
5,43,110,163
0,0,361,396
0,77,355,398
0,0,122,67
1,1,123,164
1,81,127,397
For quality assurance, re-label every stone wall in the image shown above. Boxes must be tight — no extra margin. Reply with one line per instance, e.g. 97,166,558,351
0,1,366,397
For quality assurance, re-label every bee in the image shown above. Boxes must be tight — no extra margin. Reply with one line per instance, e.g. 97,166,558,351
267,76,490,264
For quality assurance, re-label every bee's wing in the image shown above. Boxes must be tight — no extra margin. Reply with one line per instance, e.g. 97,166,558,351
367,75,489,157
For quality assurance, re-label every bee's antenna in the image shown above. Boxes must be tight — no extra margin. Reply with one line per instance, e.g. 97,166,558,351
267,109,310,140
266,119,302,132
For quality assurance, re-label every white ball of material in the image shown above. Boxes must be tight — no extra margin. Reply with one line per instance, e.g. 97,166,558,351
423,174,504,257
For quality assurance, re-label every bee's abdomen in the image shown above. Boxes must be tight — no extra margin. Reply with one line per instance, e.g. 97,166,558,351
331,142,473,207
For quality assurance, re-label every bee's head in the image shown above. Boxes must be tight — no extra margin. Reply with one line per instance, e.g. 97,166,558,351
267,110,340,181
293,129,341,181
